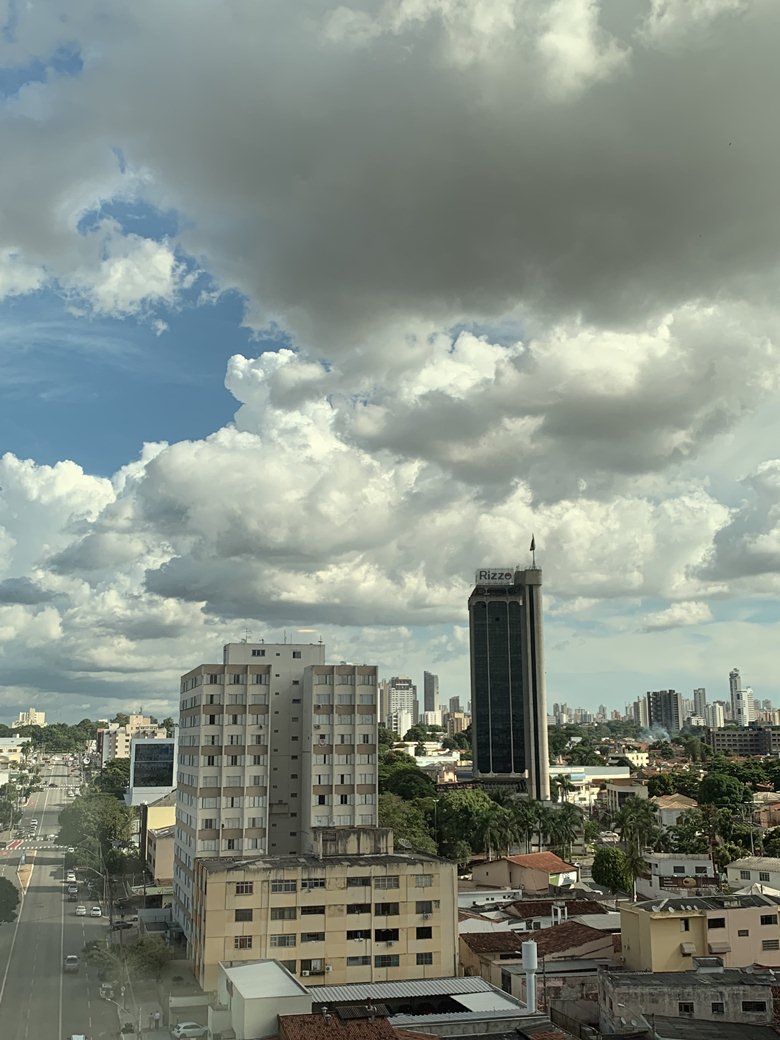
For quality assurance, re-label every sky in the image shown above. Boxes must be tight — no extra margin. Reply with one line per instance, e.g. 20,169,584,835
2,0,780,724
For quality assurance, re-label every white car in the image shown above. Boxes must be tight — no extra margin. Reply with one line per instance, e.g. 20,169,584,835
170,1023,208,1038
75,905,87,916
90,906,102,917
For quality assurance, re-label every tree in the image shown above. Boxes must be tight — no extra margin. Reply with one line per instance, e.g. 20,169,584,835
383,767,435,801
698,773,752,810
58,793,133,865
614,796,659,853
592,847,631,894
378,794,436,854
437,788,496,860
403,724,429,743
0,877,19,924
377,723,394,750
126,935,171,980
89,758,131,800
547,803,583,861
161,717,176,738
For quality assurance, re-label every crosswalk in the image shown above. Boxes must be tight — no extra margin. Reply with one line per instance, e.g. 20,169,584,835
0,839,65,856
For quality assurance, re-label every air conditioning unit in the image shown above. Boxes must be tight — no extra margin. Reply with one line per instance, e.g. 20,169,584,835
314,725,321,730
423,913,431,920
301,970,310,977
325,965,333,973
386,941,395,946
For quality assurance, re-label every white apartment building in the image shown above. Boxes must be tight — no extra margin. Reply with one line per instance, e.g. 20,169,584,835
11,707,46,728
380,676,418,731
705,701,726,728
98,714,167,765
174,643,379,945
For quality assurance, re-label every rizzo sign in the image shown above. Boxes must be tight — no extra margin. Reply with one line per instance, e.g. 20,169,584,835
474,568,515,584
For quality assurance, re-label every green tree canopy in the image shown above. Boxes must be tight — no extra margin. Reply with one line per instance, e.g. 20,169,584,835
0,877,20,924
125,935,171,980
592,846,631,894
88,758,131,799
58,793,133,865
698,772,752,809
378,794,436,854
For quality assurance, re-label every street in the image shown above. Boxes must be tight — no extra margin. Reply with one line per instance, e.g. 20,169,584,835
0,759,123,1040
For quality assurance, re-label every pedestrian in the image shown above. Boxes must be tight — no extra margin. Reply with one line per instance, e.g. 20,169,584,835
149,1011,155,1031
154,1009,161,1029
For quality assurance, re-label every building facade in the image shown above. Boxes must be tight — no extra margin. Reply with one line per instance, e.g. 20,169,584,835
381,677,418,731
646,690,684,735
730,667,754,727
468,566,549,800
174,642,379,947
708,726,780,756
11,707,45,728
191,833,457,991
423,671,439,714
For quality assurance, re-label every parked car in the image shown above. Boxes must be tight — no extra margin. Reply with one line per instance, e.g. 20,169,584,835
170,1023,208,1039
90,906,102,917
111,920,133,930
75,905,87,916
63,954,80,973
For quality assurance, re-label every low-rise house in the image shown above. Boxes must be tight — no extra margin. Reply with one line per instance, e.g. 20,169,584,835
471,854,579,896
603,779,648,816
599,961,780,1038
727,857,780,892
752,800,780,830
460,920,615,990
504,898,609,931
620,893,780,972
655,793,698,829
146,825,174,886
636,853,718,900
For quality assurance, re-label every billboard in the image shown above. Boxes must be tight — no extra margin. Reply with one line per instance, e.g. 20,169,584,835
474,568,515,585
130,739,174,789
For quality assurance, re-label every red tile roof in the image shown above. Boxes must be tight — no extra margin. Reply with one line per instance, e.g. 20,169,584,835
506,898,608,919
531,920,612,957
504,853,576,873
460,931,526,955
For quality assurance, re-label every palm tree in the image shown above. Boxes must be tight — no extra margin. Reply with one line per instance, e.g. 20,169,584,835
556,775,576,803
614,796,659,898
481,805,515,859
510,799,540,854
554,802,584,861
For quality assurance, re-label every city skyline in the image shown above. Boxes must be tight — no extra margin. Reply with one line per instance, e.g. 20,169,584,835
3,5,780,721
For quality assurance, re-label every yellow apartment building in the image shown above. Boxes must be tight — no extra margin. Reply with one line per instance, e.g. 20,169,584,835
621,894,780,972
191,830,457,991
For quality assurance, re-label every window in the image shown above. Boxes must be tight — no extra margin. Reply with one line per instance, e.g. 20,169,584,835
235,909,253,922
234,936,252,950
235,882,254,896
416,900,433,914
252,649,265,657
673,866,685,874
375,928,399,942
416,926,432,940
416,952,434,965
280,960,296,973
271,880,297,893
347,876,371,887
762,939,779,951
374,955,399,968
761,914,777,925
374,902,399,916
375,876,399,889
347,929,371,940
270,934,296,948
347,904,371,915
292,650,302,658
738,929,749,937
760,872,771,882
740,870,751,880
694,866,707,874
415,875,433,888
301,905,326,916
271,907,297,920
742,1001,768,1012
347,956,371,967
202,818,216,830
302,878,326,889
300,958,324,972
680,918,690,932
708,918,726,929
711,1003,724,1015
301,932,325,942
678,1003,694,1015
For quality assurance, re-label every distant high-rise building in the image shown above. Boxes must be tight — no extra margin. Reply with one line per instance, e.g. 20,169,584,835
449,695,461,715
646,689,684,735
423,671,439,713
384,676,418,729
598,704,607,718
11,707,46,728
693,688,707,719
729,668,753,727
468,565,549,801
705,701,726,729
633,698,649,729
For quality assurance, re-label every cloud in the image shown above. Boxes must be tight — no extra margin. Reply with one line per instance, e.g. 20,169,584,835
642,601,714,631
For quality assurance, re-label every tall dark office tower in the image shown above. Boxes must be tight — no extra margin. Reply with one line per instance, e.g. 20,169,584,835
423,671,439,713
468,566,550,801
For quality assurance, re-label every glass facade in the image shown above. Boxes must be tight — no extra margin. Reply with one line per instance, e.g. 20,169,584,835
132,741,175,788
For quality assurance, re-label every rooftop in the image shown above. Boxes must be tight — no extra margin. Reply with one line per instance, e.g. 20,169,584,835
603,967,778,990
280,1013,396,1040
308,975,498,1006
646,853,712,862
506,898,608,919
629,894,780,913
727,857,780,871
461,921,609,957
654,794,698,809
503,853,576,873
650,1017,780,1040
198,850,447,874
222,959,308,1000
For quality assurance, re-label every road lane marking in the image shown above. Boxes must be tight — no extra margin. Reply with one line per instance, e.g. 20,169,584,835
0,854,29,1008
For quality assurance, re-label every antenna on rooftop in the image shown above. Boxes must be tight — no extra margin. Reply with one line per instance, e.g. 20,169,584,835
530,534,536,568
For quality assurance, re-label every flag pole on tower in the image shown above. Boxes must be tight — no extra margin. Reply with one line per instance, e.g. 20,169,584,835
530,534,536,568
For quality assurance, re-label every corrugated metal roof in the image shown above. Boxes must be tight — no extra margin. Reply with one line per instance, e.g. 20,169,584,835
309,976,494,1003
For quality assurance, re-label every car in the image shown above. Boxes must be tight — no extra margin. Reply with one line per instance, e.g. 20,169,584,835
30,819,38,827
111,920,133,930
66,871,76,880
90,905,102,917
48,782,57,787
47,832,56,840
66,1034,88,1040
75,904,87,916
63,954,80,973
170,1023,208,1039
67,846,75,853
67,885,78,895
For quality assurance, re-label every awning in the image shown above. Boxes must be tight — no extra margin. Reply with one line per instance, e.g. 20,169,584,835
680,942,697,955
708,942,731,954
